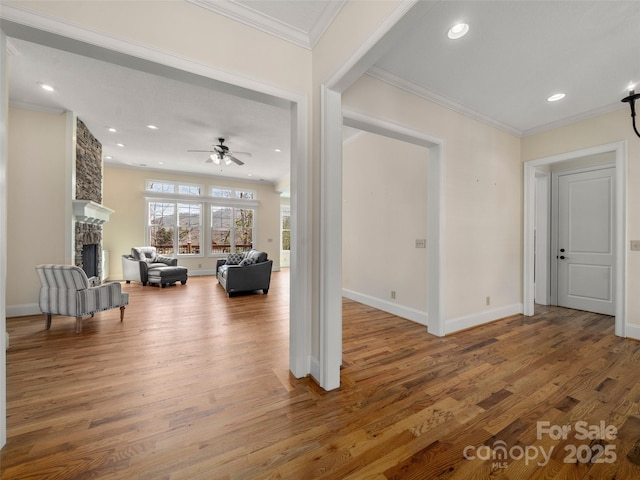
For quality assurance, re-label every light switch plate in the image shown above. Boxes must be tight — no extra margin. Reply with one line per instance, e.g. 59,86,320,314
631,240,640,251
415,239,426,248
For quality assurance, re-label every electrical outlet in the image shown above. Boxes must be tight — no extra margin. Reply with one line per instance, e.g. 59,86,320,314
486,296,491,306
198,263,202,268
391,291,396,300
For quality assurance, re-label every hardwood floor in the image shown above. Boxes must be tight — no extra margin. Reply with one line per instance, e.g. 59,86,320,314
3,272,640,479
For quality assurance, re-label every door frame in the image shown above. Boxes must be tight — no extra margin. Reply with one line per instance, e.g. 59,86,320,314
550,164,615,310
523,141,627,337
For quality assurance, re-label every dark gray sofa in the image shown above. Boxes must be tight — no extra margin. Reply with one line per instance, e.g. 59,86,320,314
216,249,273,296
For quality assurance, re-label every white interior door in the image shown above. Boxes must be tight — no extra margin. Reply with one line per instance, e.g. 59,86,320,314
557,167,615,315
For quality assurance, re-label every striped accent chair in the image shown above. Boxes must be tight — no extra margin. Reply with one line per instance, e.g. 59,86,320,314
36,264,129,333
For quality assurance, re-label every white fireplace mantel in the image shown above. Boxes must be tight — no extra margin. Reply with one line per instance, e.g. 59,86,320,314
72,200,114,224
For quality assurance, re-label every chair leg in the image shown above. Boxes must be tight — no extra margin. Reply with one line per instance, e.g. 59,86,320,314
75,317,83,334
120,306,125,322
45,314,52,330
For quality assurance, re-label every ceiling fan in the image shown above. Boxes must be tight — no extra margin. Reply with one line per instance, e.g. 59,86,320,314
188,138,251,166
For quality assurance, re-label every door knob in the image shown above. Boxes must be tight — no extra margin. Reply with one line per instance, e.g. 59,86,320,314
560,248,565,252
559,256,566,260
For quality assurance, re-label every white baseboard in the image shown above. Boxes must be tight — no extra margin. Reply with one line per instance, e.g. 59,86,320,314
624,323,640,341
6,303,40,318
445,303,523,335
342,288,428,326
310,356,320,383
186,269,217,277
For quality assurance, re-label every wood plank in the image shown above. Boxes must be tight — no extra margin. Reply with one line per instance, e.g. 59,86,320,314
4,273,640,479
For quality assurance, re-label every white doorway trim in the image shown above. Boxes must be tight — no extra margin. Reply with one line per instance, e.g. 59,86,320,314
0,29,8,450
0,6,312,384
342,107,446,335
317,0,440,391
523,141,627,337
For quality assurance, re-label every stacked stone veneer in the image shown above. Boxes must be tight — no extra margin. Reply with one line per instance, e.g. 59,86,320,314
75,118,103,279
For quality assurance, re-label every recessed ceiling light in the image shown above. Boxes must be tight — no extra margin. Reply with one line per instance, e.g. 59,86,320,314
274,148,282,152
38,82,55,92
105,155,112,160
158,161,164,165
547,93,566,102
247,173,253,177
147,125,158,130
107,127,117,133
117,143,125,147
448,23,469,40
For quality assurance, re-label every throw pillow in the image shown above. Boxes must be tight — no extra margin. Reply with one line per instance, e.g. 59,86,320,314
239,257,257,266
226,253,245,265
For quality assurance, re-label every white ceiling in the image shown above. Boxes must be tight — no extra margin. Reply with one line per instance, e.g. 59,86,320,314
4,0,640,186
371,1,640,136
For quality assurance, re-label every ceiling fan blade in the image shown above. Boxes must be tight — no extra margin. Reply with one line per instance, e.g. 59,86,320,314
231,151,252,157
228,155,244,166
187,149,215,153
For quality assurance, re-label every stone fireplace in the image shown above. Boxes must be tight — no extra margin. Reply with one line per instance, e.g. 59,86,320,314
74,119,113,280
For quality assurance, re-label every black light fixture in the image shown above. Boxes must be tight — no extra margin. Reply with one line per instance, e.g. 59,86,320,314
621,89,640,138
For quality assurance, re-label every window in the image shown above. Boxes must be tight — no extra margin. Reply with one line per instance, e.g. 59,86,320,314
145,181,257,256
149,201,175,254
211,206,254,253
146,181,203,256
281,207,290,251
178,203,201,254
147,181,174,194
211,186,256,200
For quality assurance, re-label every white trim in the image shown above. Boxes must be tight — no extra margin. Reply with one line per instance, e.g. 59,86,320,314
65,111,75,265
523,141,627,338
446,304,524,335
319,85,343,391
0,4,301,108
185,0,346,50
0,5,313,381
288,98,311,379
6,303,40,318
367,67,628,139
343,289,427,326
522,104,627,137
367,68,522,137
341,106,445,337
625,323,640,341
325,0,422,92
1,27,8,449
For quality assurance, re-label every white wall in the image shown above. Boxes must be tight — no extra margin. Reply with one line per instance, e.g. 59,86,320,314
103,166,282,279
522,108,640,330
343,75,523,330
6,107,69,312
342,131,428,322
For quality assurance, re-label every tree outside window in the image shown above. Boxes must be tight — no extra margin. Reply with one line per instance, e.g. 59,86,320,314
234,208,253,252
281,208,291,251
178,203,201,254
149,202,175,254
211,206,254,253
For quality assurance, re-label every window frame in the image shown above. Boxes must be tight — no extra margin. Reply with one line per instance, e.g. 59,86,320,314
145,180,204,257
144,181,259,258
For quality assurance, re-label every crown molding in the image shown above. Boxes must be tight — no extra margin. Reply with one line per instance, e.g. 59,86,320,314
521,103,626,137
187,0,345,50
367,66,523,137
9,100,65,115
306,1,346,48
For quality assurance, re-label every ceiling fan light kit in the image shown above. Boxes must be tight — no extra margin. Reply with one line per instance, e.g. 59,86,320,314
188,138,249,167
621,89,640,138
